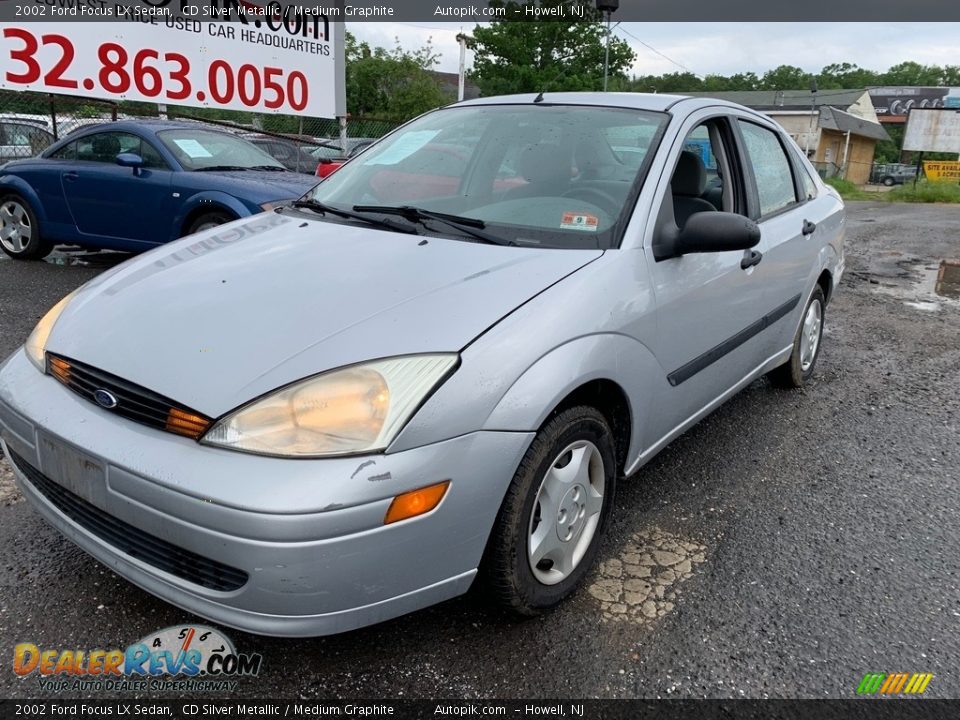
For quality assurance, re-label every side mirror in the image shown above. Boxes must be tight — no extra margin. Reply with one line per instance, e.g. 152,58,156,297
656,211,760,260
115,153,144,173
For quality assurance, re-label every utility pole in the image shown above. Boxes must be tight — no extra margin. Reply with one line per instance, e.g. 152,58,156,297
596,0,619,91
455,33,470,102
804,78,818,158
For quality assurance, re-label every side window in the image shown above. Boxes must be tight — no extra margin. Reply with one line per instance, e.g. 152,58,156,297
139,140,168,170
737,121,798,217
76,132,141,164
49,140,77,160
669,120,734,229
6,123,53,155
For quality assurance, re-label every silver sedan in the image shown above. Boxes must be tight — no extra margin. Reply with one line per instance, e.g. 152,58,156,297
0,93,844,636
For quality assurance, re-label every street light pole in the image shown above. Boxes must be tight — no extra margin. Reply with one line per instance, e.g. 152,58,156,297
455,33,470,102
596,0,619,92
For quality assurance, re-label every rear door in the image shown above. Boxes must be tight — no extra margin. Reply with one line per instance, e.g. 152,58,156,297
734,117,825,355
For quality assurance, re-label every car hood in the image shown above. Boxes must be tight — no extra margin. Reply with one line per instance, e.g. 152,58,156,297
199,169,317,197
47,213,602,417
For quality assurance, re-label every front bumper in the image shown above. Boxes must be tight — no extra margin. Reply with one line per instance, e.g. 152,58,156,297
0,349,533,637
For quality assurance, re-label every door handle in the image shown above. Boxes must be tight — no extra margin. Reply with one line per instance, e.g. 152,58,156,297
63,172,78,182
741,250,763,270
802,219,817,235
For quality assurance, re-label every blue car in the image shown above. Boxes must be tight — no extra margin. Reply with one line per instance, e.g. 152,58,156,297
0,120,318,260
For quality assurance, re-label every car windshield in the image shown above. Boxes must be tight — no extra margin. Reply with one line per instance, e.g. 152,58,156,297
306,105,667,248
157,128,285,171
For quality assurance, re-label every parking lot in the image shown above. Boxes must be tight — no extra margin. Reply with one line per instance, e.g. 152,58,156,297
1,201,958,699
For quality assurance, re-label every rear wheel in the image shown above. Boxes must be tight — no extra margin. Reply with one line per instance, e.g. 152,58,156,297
768,286,825,388
483,406,616,616
882,176,896,187
185,211,234,236
0,195,52,260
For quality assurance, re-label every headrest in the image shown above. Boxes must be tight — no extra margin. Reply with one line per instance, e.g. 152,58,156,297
92,135,121,157
672,150,707,197
518,144,570,185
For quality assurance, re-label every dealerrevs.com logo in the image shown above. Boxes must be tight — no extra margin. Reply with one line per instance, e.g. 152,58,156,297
14,625,262,693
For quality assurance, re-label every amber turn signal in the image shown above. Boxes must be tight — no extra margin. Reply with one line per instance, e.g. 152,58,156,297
165,407,213,440
49,356,71,383
384,481,450,525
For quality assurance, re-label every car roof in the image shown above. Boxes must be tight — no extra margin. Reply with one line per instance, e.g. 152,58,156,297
63,119,235,137
451,92,752,115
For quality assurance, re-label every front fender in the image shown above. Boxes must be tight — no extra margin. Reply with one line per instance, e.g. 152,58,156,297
0,175,48,224
480,334,661,469
391,332,662,470
169,191,255,241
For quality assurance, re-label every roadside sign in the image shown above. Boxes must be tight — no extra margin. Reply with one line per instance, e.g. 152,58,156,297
903,109,960,154
0,15,346,118
923,160,960,182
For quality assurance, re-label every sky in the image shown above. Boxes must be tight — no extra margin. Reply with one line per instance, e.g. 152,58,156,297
348,22,959,79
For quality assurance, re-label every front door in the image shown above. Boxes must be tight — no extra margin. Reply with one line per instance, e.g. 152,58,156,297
642,113,771,446
61,131,172,246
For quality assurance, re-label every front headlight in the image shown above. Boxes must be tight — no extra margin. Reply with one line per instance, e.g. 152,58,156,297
25,290,78,371
202,354,458,457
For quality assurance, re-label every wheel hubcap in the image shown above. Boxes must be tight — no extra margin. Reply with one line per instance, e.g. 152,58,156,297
800,299,822,372
528,440,605,585
0,201,32,253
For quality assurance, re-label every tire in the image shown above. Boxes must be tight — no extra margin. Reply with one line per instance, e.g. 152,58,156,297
0,194,53,260
184,211,234,236
483,406,617,616
768,285,826,389
882,176,895,187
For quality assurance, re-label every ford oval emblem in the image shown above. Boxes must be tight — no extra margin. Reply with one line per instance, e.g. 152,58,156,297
93,389,118,409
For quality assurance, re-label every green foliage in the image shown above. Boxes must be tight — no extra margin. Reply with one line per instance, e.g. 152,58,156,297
825,177,960,204
345,32,449,121
824,177,873,200
887,180,960,203
627,61,960,94
469,0,636,95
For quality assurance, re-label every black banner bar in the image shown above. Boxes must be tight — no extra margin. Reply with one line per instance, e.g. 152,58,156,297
1,0,960,23
1,700,959,720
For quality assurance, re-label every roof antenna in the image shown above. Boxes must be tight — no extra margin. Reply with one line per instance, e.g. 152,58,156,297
534,91,545,103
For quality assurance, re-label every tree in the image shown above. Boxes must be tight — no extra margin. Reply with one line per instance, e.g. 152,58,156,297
759,65,813,91
345,32,450,121
469,0,636,96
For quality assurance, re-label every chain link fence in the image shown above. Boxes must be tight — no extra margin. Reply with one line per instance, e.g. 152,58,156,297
1,88,402,176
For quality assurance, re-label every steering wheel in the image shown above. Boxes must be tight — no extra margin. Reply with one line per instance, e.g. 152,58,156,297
560,187,621,216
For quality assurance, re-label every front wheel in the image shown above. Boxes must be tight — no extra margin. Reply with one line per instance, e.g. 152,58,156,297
483,406,617,616
0,194,52,260
882,176,896,187
185,211,234,236
768,286,826,388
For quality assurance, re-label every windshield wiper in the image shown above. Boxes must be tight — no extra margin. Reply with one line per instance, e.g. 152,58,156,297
352,205,510,246
249,165,286,172
290,200,418,235
192,165,250,172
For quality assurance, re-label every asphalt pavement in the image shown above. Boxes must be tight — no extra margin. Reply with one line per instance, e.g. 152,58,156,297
0,202,958,699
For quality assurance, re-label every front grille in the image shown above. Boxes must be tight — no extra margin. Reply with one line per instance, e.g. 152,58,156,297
47,355,212,440
9,450,248,592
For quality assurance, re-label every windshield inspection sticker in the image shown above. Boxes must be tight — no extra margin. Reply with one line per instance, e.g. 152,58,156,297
172,139,213,158
561,212,599,232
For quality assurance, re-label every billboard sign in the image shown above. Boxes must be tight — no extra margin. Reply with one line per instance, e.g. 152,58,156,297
903,109,960,154
0,13,346,118
869,86,960,122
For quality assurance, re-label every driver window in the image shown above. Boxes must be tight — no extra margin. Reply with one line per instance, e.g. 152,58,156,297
671,121,733,230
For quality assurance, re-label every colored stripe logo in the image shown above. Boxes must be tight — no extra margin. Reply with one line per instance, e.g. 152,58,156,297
857,673,933,695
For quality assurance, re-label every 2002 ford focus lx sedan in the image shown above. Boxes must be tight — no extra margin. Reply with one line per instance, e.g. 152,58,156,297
0,93,844,636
